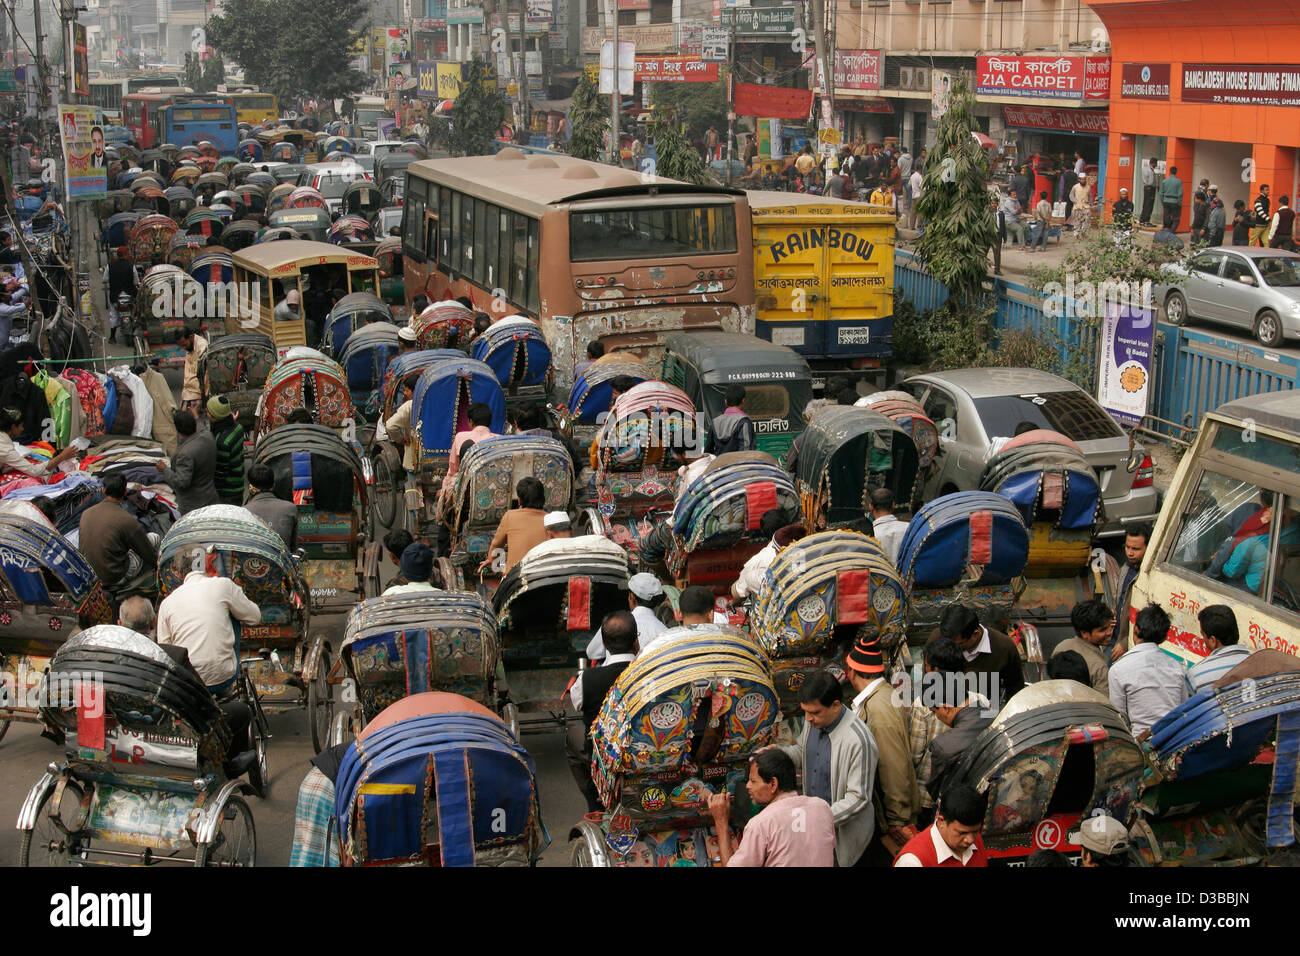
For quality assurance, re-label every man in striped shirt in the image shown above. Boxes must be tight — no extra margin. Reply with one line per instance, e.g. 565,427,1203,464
1186,605,1252,694
207,395,246,505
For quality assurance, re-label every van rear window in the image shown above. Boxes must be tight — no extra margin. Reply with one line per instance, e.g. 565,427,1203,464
1211,424,1300,471
973,391,1122,442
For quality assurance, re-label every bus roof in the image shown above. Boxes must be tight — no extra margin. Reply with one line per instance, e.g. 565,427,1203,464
407,148,744,219
1214,390,1300,435
233,240,377,273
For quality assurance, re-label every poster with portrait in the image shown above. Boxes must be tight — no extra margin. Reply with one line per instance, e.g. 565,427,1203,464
387,27,411,67
59,103,107,199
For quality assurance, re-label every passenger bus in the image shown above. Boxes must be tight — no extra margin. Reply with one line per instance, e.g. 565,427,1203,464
125,91,228,150
127,74,183,94
400,149,755,392
155,99,239,154
1131,389,1300,664
88,78,126,121
353,96,388,139
230,90,278,127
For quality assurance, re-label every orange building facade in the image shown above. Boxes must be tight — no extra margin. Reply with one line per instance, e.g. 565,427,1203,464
1089,0,1300,230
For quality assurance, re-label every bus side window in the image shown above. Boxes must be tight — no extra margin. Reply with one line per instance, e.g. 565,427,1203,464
425,217,438,266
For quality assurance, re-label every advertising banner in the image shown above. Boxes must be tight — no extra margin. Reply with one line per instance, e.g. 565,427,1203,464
1097,303,1156,427
73,23,88,96
635,56,719,82
372,27,387,74
1120,63,1171,100
734,81,812,118
1001,104,1110,133
416,60,438,98
833,49,880,90
976,55,1110,100
1181,63,1300,106
436,62,463,99
59,104,107,199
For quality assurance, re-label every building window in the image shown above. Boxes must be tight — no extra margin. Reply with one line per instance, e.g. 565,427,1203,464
618,10,636,25
650,0,672,22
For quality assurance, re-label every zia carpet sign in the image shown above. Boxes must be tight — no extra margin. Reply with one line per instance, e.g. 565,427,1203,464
1097,303,1156,427
59,104,107,200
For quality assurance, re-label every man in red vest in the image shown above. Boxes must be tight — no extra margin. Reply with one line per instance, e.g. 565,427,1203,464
893,783,989,867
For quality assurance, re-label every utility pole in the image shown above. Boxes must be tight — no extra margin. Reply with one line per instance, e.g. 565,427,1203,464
606,0,618,165
726,14,735,185
511,0,528,139
33,0,53,143
809,0,831,176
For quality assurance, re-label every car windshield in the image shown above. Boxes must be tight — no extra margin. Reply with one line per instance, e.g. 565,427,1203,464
315,172,362,198
1255,257,1300,288
973,390,1122,442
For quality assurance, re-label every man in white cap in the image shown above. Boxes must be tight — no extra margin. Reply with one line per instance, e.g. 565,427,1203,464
1071,814,1130,867
586,571,668,662
543,511,572,539
1069,173,1092,235
1113,187,1134,232
397,324,418,352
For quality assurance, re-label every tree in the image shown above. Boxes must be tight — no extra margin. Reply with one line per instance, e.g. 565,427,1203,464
203,57,226,94
568,71,606,162
651,77,727,147
446,55,504,157
184,52,203,92
208,0,367,104
648,110,711,184
913,75,996,308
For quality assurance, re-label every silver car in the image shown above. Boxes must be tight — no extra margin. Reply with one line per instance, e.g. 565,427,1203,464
1157,246,1300,347
902,368,1161,538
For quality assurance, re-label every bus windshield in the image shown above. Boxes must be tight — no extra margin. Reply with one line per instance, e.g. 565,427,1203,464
570,205,738,262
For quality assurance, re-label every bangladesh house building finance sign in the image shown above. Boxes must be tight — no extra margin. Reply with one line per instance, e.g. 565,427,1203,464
1181,63,1300,107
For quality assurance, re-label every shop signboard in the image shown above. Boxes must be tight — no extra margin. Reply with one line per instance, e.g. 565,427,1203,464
1181,63,1300,107
976,55,1111,100
833,49,880,91
1120,63,1171,100
1001,104,1110,133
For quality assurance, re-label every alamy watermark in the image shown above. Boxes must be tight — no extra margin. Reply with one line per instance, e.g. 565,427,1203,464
1041,274,1155,321
151,277,262,329
1,665,104,715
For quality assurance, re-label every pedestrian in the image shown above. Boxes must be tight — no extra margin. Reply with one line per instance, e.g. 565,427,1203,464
1073,814,1131,868
908,166,924,229
1190,178,1210,242
207,395,245,505
1159,165,1183,230
846,634,918,863
989,193,1003,275
178,325,207,417
587,571,667,661
1231,199,1252,245
244,462,297,551
867,487,908,566
77,472,158,600
1029,190,1051,252
1060,155,1079,222
703,384,755,455
1001,191,1027,247
707,749,836,867
106,245,135,344
382,542,442,595
1139,156,1159,226
0,406,81,476
775,669,879,868
1109,522,1150,659
923,648,996,802
732,510,804,602
1051,599,1114,696
934,603,1025,710
1268,194,1296,250
1073,150,1087,177
1185,604,1252,693
1112,187,1134,232
1069,174,1091,235
566,609,637,812
1010,164,1030,212
893,782,989,867
1205,186,1225,246
1109,603,1189,737
1252,184,1272,246
824,166,846,198
706,126,719,162
155,409,219,515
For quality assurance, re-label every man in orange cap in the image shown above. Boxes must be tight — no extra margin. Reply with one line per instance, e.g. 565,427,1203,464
846,633,918,864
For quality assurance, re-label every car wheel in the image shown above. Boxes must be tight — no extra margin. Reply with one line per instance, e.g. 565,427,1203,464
1164,291,1188,326
1255,309,1284,348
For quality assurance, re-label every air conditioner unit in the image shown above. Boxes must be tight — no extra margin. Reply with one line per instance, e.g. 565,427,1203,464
898,67,914,88
913,67,930,89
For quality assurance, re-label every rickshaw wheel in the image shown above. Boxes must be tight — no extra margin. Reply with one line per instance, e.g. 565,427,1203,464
20,780,85,867
196,796,256,867
308,647,334,754
373,449,400,529
247,714,269,800
0,715,10,744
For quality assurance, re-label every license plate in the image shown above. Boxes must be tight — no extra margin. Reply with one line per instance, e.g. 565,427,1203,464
811,376,826,390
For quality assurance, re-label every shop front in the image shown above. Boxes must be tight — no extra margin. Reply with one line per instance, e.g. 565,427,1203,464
1090,0,1300,231
1000,103,1110,195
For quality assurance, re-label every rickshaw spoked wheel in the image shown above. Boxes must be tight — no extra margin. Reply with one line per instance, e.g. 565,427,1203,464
308,644,334,754
373,449,399,529
20,780,86,867
196,795,256,867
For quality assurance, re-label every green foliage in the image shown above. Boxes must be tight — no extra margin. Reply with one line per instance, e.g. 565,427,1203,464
445,55,504,158
208,0,368,104
568,71,606,162
203,58,226,94
648,110,710,185
893,293,1063,374
914,76,995,308
890,292,930,366
1026,221,1187,296
650,78,727,145
184,53,203,92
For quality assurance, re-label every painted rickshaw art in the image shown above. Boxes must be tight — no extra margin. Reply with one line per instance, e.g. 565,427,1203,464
130,265,207,370
493,535,629,723
471,315,554,403
256,352,358,440
571,627,780,867
338,323,401,433
413,300,475,351
198,332,277,424
128,213,180,266
751,529,909,713
250,424,374,618
157,505,332,750
564,356,653,448
0,507,113,746
18,626,261,866
334,692,547,867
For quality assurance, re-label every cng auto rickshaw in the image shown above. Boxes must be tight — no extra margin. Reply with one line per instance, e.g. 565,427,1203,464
268,207,331,243
231,239,381,352
661,331,811,465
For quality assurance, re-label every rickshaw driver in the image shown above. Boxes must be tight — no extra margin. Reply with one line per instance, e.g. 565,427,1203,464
156,557,264,695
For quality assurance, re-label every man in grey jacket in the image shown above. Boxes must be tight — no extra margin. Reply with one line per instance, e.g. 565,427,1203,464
777,670,879,866
243,463,298,551
156,409,219,515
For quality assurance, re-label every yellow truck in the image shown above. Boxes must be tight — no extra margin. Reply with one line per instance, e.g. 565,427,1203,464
747,191,896,386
